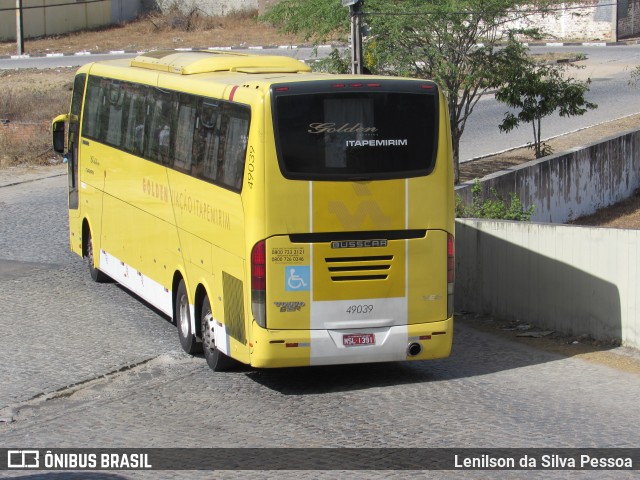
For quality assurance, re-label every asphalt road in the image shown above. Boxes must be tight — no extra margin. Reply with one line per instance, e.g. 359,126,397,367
460,45,640,160
1,172,640,478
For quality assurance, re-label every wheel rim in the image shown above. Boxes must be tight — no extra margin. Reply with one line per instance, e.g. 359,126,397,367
87,236,94,266
179,293,190,338
202,311,214,350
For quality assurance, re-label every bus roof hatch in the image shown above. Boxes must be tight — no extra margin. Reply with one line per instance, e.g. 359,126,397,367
130,50,312,75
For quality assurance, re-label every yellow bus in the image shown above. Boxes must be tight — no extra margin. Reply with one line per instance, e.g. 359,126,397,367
52,50,455,370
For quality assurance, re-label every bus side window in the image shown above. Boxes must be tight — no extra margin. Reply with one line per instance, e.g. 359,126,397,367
82,77,106,141
96,79,113,144
67,73,86,211
105,82,125,148
198,100,221,182
147,89,175,165
219,105,250,191
173,94,197,173
123,85,147,156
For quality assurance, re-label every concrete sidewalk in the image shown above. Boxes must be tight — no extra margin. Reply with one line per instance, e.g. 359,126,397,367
0,164,65,188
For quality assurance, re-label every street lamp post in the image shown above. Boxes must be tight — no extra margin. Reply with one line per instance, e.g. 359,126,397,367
15,0,25,56
342,0,364,74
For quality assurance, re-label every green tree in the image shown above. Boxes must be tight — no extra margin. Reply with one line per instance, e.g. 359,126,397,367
263,0,552,183
495,39,597,159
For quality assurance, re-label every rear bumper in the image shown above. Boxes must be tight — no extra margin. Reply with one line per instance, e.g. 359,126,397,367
249,317,453,368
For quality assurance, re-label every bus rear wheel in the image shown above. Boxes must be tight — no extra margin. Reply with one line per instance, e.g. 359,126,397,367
176,279,202,354
86,229,109,283
201,296,235,371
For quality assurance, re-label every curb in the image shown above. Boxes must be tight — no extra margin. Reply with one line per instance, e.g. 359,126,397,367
0,44,338,61
525,39,640,47
1,39,639,60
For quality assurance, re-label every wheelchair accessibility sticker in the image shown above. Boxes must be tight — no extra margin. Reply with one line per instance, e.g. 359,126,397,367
285,266,310,291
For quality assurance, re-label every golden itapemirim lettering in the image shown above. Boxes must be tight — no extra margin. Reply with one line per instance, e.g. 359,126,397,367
171,188,231,230
307,122,378,134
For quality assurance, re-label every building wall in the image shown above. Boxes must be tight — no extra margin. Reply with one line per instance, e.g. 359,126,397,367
503,1,616,41
618,0,640,38
152,1,638,40
258,0,281,15
154,0,259,16
0,0,145,42
256,1,620,41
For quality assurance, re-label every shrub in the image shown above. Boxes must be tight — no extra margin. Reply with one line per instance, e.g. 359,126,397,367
456,179,535,221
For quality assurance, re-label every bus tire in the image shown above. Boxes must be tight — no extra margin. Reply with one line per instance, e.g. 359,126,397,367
86,229,109,283
176,279,202,354
201,295,235,371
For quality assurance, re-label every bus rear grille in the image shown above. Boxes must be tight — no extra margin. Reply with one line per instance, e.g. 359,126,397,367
222,272,246,344
325,255,393,282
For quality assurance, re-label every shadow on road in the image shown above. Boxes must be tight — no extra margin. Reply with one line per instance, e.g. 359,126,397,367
243,317,592,395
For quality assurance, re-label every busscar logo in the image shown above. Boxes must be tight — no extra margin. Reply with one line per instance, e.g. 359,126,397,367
8,450,39,469
331,239,388,249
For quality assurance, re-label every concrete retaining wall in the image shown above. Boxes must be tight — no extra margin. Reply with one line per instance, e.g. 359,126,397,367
456,128,640,224
455,219,640,349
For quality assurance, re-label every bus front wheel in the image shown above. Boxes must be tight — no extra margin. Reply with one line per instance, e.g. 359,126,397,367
176,279,202,354
201,296,235,371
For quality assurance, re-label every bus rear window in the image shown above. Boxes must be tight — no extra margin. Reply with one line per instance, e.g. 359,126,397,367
272,82,439,180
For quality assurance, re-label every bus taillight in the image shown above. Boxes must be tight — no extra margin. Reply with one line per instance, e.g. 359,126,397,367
251,240,266,328
447,234,455,318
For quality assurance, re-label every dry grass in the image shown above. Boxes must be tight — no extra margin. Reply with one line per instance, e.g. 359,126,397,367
569,188,640,228
0,9,303,57
0,73,73,122
0,68,74,167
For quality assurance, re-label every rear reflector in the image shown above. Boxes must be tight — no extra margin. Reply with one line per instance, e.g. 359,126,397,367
447,234,455,284
251,240,266,291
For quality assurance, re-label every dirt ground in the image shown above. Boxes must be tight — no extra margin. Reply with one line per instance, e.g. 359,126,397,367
0,10,304,57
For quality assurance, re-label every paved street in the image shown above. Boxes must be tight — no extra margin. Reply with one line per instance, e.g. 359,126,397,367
1,171,640,479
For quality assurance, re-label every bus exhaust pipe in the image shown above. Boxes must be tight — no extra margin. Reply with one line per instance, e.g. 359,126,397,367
407,342,422,357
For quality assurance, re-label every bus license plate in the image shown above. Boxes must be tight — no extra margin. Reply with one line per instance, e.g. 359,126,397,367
343,333,375,347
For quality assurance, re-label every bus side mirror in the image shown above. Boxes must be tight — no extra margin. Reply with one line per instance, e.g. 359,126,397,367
52,115,68,154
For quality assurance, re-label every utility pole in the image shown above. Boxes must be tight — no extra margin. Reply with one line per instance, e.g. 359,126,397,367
342,0,364,74
15,0,24,56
